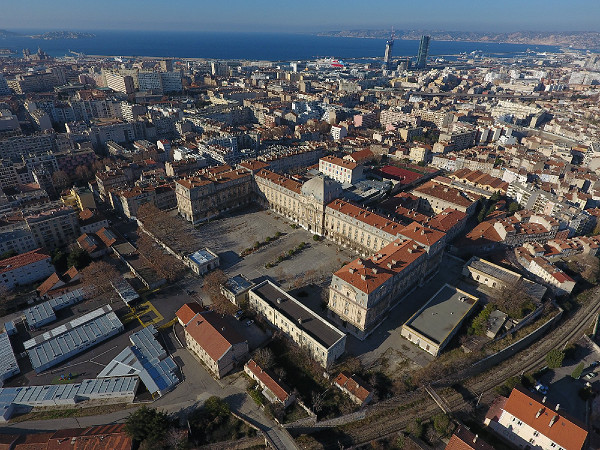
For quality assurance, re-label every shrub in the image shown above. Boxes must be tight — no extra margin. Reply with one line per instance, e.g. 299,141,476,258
313,234,320,241
572,362,585,379
275,232,282,237
433,413,451,436
265,236,271,243
546,349,565,369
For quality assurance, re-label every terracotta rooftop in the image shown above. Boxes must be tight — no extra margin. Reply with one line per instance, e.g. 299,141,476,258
0,248,50,275
176,307,246,362
334,372,372,403
502,386,587,450
445,426,494,450
245,359,292,403
334,238,426,294
413,180,480,208
255,169,302,194
320,155,358,170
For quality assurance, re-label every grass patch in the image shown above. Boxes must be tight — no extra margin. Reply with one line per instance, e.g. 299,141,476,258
51,373,82,384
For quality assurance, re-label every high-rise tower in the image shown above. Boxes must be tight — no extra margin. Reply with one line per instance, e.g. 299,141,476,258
416,35,431,69
383,29,395,71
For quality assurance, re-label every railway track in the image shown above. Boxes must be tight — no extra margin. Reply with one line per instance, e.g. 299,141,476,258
311,290,600,449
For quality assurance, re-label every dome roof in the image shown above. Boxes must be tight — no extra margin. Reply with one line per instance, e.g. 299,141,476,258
301,175,342,204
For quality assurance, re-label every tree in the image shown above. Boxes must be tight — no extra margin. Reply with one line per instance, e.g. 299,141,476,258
74,165,92,183
546,349,565,369
253,347,275,370
572,362,585,379
0,250,17,260
51,170,71,191
491,279,536,319
80,260,121,296
202,269,235,314
67,247,91,270
508,201,520,214
433,413,451,436
125,406,171,445
136,234,186,283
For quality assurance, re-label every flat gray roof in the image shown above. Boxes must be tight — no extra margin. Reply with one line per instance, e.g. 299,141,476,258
404,284,478,346
0,376,138,408
223,274,254,295
188,248,218,266
251,281,345,349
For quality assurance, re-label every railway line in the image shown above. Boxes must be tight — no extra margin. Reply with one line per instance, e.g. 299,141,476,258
308,288,600,449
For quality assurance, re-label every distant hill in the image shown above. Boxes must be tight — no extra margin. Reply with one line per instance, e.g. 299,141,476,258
0,30,22,38
316,29,600,49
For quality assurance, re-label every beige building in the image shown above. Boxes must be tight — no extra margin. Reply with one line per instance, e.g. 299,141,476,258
248,280,346,368
176,303,249,379
401,284,478,356
319,155,364,185
328,237,432,339
412,179,480,215
175,165,253,225
254,170,341,235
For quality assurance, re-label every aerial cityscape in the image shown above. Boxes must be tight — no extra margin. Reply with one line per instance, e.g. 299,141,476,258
1,1,600,449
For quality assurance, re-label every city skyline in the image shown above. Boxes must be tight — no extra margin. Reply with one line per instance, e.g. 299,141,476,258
2,0,600,33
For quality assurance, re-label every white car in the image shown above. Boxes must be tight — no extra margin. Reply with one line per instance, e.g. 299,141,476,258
534,382,548,395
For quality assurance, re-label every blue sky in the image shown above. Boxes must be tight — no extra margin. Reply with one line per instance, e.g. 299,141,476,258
3,0,600,32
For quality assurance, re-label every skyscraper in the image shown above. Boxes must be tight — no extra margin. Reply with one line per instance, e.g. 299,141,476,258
416,35,431,69
383,30,394,71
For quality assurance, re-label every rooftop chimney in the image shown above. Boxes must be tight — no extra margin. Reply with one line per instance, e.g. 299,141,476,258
536,408,544,418
555,404,560,411
473,434,478,444
549,415,558,427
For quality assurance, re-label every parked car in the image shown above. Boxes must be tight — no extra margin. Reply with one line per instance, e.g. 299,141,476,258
584,372,596,380
234,310,244,320
246,319,254,327
591,361,600,368
534,382,548,395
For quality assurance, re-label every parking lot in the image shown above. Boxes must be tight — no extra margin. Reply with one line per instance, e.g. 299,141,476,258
536,335,600,422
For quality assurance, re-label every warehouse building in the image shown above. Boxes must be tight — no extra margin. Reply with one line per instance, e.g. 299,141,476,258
25,305,124,373
0,377,138,422
23,288,85,328
0,333,19,386
97,325,180,398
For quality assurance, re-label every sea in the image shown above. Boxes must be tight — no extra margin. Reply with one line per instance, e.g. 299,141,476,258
0,30,561,61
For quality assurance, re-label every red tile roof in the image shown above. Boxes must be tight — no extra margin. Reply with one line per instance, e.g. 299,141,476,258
176,302,204,326
245,359,291,403
334,238,426,293
445,426,494,450
177,308,246,362
0,248,50,275
334,372,372,403
503,387,587,450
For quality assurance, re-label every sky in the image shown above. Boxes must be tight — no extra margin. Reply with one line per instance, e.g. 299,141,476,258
2,0,600,33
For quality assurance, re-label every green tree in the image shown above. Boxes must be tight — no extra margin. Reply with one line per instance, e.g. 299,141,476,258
508,201,520,214
0,250,17,260
67,247,92,270
52,249,68,272
125,406,171,445
433,413,451,436
546,349,565,369
571,362,584,379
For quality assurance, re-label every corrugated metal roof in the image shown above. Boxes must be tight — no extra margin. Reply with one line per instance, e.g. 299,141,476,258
0,333,19,385
26,306,124,372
